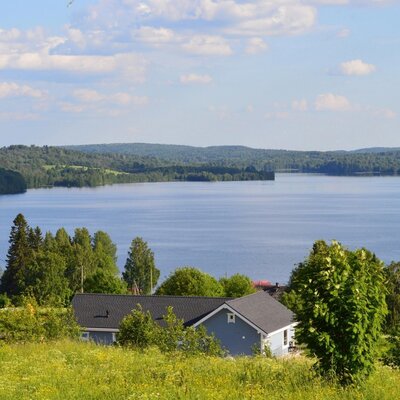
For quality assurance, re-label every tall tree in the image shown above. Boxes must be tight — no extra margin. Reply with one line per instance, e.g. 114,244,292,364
93,231,118,275
123,237,159,295
285,240,387,386
0,214,32,297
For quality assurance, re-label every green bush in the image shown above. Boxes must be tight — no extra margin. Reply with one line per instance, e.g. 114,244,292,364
0,300,80,344
117,305,223,356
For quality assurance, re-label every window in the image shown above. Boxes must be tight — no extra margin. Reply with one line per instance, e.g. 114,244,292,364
81,332,89,341
283,329,288,346
112,333,117,342
227,313,235,324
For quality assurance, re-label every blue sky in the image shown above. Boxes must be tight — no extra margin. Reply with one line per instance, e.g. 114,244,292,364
0,0,399,150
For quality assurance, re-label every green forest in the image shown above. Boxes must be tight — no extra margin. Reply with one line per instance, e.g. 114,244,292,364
67,143,400,175
2,143,400,195
0,168,27,195
0,145,274,193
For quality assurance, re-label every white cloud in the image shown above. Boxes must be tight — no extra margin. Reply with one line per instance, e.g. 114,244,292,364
339,59,376,76
0,82,45,99
72,88,148,106
226,4,316,36
182,35,233,56
292,99,308,111
180,73,212,84
73,89,105,102
245,37,268,54
136,26,177,46
315,93,352,111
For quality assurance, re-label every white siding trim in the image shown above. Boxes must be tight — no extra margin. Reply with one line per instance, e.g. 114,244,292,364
85,327,119,333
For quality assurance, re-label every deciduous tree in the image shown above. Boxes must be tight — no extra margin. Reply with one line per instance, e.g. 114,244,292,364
286,240,387,385
156,267,224,297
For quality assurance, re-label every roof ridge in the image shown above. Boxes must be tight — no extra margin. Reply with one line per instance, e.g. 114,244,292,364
74,293,233,300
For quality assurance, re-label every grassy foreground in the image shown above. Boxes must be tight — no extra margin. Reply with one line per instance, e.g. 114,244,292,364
0,341,399,400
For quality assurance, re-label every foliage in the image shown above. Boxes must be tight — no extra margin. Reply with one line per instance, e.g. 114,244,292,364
156,267,224,297
382,329,400,368
117,305,223,356
0,145,274,191
122,237,159,294
0,214,33,297
1,341,400,400
0,300,80,344
68,142,400,176
219,273,256,298
83,270,127,294
286,240,387,386
385,262,400,333
0,167,26,195
0,214,123,304
0,293,11,308
117,305,158,348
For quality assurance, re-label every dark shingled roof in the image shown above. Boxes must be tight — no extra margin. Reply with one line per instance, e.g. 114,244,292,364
226,291,294,334
72,293,230,329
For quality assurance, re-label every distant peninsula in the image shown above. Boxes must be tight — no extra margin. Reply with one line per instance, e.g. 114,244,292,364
1,143,400,194
0,145,274,193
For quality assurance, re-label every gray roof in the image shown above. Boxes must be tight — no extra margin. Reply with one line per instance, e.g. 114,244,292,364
72,293,229,330
225,291,294,334
72,291,294,334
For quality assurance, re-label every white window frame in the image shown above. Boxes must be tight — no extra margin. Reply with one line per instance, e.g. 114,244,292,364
283,329,288,347
112,332,117,342
227,312,236,324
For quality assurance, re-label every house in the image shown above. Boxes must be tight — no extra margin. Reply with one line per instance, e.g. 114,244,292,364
72,291,296,356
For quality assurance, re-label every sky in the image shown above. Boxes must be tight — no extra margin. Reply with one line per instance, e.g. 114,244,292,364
0,0,399,151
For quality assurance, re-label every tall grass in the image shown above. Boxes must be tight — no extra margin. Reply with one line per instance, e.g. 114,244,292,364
0,341,398,400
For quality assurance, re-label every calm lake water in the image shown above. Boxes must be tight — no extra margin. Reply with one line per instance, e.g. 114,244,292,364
1,174,400,283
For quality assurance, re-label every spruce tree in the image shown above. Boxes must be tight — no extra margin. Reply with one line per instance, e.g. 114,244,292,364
0,214,32,297
123,237,159,295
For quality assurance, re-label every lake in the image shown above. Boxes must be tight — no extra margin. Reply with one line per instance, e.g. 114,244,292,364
1,174,399,284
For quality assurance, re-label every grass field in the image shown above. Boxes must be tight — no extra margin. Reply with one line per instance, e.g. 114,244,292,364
0,341,399,400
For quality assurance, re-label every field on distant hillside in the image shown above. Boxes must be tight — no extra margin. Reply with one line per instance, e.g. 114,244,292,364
0,341,399,400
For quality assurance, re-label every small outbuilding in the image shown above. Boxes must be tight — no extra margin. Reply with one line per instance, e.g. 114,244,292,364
72,291,296,356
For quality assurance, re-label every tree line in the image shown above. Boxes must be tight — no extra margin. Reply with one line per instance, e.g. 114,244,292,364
0,214,256,306
0,145,273,193
68,142,400,176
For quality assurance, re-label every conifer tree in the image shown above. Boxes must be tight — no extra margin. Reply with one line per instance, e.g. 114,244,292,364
0,214,32,297
123,237,159,295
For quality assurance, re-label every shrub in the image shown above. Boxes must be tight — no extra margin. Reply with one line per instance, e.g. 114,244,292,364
0,300,80,344
117,305,223,356
286,240,387,386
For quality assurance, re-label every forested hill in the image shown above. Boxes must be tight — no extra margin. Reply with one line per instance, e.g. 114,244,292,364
66,143,400,176
0,145,273,191
0,168,27,194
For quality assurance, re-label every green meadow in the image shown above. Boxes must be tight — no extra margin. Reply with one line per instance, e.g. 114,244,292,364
0,341,399,400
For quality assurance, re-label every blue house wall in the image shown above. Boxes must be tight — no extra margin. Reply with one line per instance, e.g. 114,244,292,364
201,309,260,355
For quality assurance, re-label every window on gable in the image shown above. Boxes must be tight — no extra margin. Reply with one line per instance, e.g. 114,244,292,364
227,313,235,324
283,329,288,346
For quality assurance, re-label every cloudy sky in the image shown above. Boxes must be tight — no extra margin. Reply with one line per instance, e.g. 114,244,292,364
0,0,399,150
